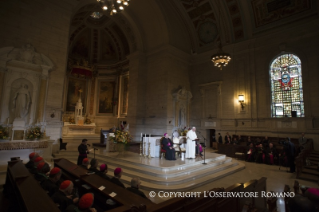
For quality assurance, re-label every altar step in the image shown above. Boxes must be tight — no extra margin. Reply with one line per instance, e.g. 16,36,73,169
53,151,245,191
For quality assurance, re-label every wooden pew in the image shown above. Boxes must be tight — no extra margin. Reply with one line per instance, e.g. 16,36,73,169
215,183,242,212
6,160,60,212
254,177,267,210
81,174,154,210
54,158,155,212
240,180,257,210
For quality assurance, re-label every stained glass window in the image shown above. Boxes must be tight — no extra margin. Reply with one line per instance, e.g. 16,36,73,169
270,54,304,117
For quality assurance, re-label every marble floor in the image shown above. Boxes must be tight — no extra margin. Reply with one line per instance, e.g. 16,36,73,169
0,147,317,212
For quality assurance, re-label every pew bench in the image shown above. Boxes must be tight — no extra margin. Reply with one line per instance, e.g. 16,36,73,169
5,160,60,212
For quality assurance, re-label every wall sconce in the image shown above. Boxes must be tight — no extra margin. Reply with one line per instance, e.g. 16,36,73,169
238,95,245,110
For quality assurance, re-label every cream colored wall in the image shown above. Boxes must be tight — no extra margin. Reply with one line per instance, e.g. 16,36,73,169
0,0,77,142
189,21,319,150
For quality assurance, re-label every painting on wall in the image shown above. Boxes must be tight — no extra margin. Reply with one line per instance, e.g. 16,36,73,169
121,76,129,115
66,77,87,112
97,81,115,114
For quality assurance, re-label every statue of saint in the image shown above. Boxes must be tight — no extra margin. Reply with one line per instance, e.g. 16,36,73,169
179,105,186,127
12,84,32,119
176,87,192,100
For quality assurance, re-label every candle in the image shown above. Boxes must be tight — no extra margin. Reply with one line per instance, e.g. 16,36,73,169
150,134,151,137
141,133,142,137
7,118,9,125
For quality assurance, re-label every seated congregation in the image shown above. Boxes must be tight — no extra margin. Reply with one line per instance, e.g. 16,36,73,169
4,152,150,212
216,133,307,166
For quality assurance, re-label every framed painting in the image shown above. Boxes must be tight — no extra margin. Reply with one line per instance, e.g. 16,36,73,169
66,77,87,112
97,80,115,114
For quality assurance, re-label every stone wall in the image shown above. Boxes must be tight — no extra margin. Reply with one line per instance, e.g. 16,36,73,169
189,21,319,150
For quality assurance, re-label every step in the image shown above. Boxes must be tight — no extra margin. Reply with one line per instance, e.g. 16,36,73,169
308,157,319,162
305,165,318,170
53,151,245,191
298,173,319,183
54,151,227,174
302,168,319,176
57,153,236,185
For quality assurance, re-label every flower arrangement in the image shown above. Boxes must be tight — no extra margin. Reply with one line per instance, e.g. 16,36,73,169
25,126,43,140
0,125,9,139
69,117,75,124
84,117,91,124
179,127,189,136
109,130,132,144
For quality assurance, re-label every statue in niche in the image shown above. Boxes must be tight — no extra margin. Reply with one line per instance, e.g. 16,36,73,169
12,84,32,119
179,104,186,127
176,87,192,100
172,87,192,128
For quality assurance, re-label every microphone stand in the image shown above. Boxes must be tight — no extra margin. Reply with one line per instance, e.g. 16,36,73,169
93,148,98,159
198,132,207,165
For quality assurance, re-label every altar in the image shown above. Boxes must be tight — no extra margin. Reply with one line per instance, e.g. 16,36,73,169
62,123,96,135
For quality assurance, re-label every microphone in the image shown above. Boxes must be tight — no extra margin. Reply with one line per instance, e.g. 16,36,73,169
87,144,91,147
94,148,99,150
197,131,201,134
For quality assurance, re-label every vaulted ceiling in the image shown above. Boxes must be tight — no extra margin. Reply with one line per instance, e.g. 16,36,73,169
71,0,318,61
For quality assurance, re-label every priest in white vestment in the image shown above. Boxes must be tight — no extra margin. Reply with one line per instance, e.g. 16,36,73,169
186,127,197,159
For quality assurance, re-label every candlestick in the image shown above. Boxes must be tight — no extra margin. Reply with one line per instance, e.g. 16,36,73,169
143,141,146,158
148,141,151,159
139,142,142,157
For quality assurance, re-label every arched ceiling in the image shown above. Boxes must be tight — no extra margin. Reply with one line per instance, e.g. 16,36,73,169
71,0,318,58
171,0,317,53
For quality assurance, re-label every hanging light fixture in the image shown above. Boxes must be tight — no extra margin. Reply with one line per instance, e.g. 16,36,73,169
211,0,231,70
211,43,231,70
97,0,130,15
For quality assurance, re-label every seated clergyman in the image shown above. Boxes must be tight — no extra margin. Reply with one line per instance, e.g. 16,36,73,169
111,167,125,188
41,167,62,197
126,177,148,199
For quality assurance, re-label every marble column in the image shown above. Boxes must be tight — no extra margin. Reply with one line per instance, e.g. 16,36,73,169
36,76,47,123
0,70,5,121
89,78,95,115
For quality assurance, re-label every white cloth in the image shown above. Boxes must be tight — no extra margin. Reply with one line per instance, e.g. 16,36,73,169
143,137,161,157
186,130,197,158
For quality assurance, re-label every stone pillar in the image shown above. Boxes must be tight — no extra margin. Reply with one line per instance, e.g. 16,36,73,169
36,77,47,123
0,69,5,121
89,78,95,115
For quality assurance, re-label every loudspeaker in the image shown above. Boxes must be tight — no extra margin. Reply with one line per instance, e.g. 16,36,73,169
291,111,297,117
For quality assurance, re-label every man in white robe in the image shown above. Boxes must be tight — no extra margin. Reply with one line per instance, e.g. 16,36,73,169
186,127,197,159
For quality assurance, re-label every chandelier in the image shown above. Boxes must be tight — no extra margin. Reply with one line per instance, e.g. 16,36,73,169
211,0,231,70
211,43,231,70
97,0,130,15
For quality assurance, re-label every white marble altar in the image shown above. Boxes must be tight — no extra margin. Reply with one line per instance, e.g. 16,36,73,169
62,122,96,135
143,136,161,158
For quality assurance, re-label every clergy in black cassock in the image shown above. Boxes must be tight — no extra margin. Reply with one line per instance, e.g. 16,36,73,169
77,139,89,165
162,133,176,160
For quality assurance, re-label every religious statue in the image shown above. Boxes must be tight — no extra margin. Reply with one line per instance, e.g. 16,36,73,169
179,105,186,127
176,87,192,100
172,86,193,127
12,84,32,119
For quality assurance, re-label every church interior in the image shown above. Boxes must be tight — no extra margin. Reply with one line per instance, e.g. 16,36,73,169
0,0,319,211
